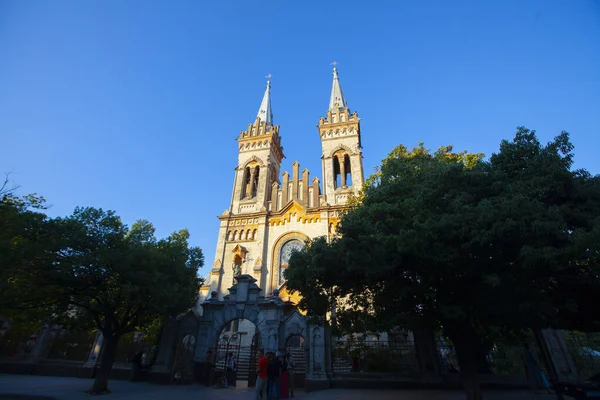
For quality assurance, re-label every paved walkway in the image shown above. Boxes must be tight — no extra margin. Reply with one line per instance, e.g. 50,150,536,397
0,375,556,400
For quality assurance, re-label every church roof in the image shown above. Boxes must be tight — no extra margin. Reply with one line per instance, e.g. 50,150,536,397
329,67,347,110
257,79,273,126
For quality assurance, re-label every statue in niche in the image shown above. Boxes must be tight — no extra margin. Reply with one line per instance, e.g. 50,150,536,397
232,255,242,283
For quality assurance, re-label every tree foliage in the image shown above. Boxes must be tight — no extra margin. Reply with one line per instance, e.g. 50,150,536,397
286,128,600,399
0,202,204,393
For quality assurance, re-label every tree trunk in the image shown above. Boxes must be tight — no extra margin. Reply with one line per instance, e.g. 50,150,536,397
89,333,119,394
474,337,493,374
413,327,440,376
446,323,484,400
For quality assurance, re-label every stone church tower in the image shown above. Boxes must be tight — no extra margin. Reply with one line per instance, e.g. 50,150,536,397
201,67,364,301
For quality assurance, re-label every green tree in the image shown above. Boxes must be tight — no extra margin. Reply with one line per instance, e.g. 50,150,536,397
0,193,60,321
287,129,600,400
2,206,204,394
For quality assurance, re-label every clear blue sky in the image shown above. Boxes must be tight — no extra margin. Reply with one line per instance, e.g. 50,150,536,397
1,0,599,276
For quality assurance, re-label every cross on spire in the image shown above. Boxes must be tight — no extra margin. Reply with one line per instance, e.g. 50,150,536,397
256,75,273,125
329,63,347,110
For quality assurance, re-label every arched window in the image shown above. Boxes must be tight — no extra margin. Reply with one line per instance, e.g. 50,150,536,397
279,240,304,286
333,151,352,189
242,162,261,200
245,230,250,240
252,229,257,240
232,230,238,241
226,231,231,241
181,334,196,350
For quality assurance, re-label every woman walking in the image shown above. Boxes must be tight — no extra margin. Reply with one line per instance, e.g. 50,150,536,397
279,352,289,399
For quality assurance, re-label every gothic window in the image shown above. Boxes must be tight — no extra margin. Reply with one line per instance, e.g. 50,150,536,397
333,151,351,189
242,163,260,199
279,240,304,286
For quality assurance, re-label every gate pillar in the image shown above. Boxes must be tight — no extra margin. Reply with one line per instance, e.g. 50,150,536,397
305,322,330,391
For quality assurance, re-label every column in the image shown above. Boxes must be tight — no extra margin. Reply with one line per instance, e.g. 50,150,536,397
149,317,178,384
29,324,55,363
339,157,346,187
271,182,279,211
249,168,258,198
84,331,104,368
306,322,330,391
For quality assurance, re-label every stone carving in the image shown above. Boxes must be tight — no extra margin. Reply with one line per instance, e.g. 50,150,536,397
233,263,241,277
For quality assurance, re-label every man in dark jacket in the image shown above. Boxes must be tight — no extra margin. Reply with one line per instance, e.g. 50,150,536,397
267,352,282,400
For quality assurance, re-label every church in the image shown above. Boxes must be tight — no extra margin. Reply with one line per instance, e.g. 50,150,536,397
201,67,365,302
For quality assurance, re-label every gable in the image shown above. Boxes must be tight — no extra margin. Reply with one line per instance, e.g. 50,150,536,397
268,200,320,227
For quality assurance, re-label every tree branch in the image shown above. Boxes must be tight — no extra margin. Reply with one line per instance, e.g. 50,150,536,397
121,306,145,334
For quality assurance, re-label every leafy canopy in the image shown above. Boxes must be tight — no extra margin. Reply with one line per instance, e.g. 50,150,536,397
287,128,600,335
1,205,204,337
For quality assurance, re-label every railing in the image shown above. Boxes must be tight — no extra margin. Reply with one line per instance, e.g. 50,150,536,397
331,334,419,374
44,330,96,362
0,328,38,359
563,331,600,379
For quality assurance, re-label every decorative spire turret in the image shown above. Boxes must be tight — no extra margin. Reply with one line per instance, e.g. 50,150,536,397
329,63,347,110
257,75,273,126
319,64,364,206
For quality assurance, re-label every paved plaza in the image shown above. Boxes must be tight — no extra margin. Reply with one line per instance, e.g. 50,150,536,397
0,375,557,400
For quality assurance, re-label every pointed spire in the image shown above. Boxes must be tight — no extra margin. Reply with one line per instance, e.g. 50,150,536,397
257,75,273,126
329,63,347,110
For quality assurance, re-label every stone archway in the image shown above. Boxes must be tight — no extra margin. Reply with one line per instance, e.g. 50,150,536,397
120,274,330,390
214,317,260,387
192,274,308,387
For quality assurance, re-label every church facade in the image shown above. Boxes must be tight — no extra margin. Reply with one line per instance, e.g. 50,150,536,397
201,68,365,302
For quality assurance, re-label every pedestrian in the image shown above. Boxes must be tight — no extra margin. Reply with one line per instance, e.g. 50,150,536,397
286,352,295,397
522,343,552,394
204,350,215,386
267,351,282,400
279,352,289,399
224,352,235,388
255,349,268,400
129,350,144,381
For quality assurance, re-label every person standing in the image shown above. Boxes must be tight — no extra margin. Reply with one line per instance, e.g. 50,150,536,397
286,352,295,397
279,352,289,399
129,350,144,381
255,349,268,400
204,350,215,386
267,352,282,400
522,343,552,394
225,352,235,388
